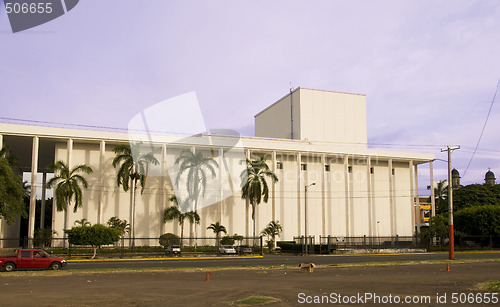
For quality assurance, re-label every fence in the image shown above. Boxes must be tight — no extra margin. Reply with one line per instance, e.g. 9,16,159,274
285,235,500,254
0,236,264,259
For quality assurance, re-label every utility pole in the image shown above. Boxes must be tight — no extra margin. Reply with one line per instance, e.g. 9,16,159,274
441,145,460,260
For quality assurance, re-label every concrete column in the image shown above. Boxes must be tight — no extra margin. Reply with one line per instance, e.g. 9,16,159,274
388,158,395,236
321,154,326,237
297,152,302,236
344,155,350,237
409,160,415,235
28,136,39,242
371,160,377,237
63,139,73,246
0,134,3,150
161,144,168,235
414,164,420,233
367,158,373,237
219,147,224,224
430,161,436,217
40,172,47,229
271,151,277,221
245,149,250,239
98,140,105,224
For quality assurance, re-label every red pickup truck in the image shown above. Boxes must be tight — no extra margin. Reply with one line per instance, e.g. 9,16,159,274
0,249,67,272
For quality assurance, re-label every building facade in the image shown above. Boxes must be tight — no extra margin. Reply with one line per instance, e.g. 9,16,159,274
0,88,435,246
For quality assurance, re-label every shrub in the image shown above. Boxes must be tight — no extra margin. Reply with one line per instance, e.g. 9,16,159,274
455,205,500,237
159,233,180,247
64,224,121,258
277,241,301,252
220,235,235,246
34,228,56,247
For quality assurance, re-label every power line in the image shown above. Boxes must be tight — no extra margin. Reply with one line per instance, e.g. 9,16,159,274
463,78,500,177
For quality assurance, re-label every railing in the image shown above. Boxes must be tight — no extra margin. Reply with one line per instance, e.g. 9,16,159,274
0,236,264,259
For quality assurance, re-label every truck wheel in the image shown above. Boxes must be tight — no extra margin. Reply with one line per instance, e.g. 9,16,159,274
50,262,61,270
4,262,15,272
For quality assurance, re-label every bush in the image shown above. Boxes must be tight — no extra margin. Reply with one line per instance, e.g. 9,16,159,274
455,205,500,237
64,224,122,258
220,235,235,246
159,233,180,247
34,228,55,247
277,241,301,252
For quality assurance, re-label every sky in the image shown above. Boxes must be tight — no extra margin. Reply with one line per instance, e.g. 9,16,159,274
1,0,500,194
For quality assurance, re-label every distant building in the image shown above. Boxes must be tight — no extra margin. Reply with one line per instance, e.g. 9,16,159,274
485,169,496,185
449,169,496,187
452,168,461,190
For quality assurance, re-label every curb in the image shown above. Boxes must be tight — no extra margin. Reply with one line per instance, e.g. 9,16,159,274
68,255,264,263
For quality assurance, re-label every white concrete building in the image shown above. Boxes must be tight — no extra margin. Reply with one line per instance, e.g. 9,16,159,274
0,88,435,245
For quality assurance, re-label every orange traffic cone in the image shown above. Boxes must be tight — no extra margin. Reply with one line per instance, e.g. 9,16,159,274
446,264,450,272
206,272,210,281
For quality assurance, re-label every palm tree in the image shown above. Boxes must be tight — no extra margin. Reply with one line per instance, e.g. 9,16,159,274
261,220,282,251
163,196,200,248
112,142,159,245
74,218,91,226
207,222,227,247
175,149,218,243
0,146,18,167
429,179,448,214
175,149,219,212
46,160,93,213
240,156,278,243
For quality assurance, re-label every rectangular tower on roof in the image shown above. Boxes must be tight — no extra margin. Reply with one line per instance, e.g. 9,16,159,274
255,88,367,146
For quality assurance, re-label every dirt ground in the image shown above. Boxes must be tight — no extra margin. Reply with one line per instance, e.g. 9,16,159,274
0,261,498,306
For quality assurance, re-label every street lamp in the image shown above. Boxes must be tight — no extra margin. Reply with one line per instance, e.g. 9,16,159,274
304,182,316,254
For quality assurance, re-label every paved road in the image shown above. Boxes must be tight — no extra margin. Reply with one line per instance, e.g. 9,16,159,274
67,251,500,270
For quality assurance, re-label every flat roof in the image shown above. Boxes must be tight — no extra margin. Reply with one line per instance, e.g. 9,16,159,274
0,123,434,165
254,87,366,117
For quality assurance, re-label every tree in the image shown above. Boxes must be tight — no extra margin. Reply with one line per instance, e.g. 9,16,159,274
64,224,121,259
174,149,219,213
0,157,27,224
455,205,500,237
429,180,448,215
159,233,180,247
107,217,130,237
46,160,93,213
240,156,279,242
419,214,449,247
453,184,500,211
207,222,227,247
163,196,200,248
0,146,19,168
261,220,283,251
112,142,159,245
220,235,235,246
74,218,91,226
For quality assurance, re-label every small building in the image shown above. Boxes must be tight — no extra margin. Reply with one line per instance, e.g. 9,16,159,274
485,169,496,185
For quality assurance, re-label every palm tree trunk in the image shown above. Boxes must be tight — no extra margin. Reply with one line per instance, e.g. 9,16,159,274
63,197,69,248
132,179,137,248
252,203,256,247
194,196,198,249
180,220,184,249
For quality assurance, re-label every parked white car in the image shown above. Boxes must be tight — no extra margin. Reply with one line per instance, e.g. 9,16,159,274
218,245,236,255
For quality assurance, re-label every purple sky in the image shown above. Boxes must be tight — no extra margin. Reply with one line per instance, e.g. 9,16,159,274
1,1,500,193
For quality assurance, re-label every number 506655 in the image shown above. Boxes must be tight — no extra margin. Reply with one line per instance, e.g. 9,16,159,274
5,2,53,14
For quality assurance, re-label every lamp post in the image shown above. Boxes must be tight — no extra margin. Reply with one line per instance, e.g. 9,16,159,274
304,182,316,254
